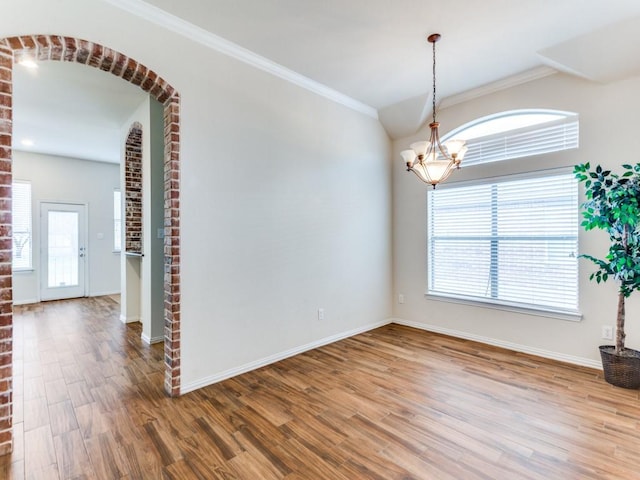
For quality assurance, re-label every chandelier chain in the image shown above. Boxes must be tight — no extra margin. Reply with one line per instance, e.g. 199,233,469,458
432,38,437,123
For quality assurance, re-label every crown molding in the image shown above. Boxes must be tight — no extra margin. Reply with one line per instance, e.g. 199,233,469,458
440,66,558,110
102,0,378,119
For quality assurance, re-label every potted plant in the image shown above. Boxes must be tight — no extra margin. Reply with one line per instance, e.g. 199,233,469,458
574,162,640,388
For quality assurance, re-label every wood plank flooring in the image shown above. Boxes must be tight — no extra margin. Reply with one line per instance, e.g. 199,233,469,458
2,296,640,479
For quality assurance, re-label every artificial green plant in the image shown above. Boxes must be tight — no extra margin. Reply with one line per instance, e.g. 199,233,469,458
574,162,640,355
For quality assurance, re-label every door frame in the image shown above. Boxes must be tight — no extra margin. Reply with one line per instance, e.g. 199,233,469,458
39,201,89,301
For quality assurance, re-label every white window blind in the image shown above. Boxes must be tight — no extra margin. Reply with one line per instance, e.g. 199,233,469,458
114,190,122,252
427,172,579,315
446,114,579,167
12,182,32,270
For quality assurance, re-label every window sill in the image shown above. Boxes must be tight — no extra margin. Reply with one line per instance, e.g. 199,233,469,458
425,292,582,322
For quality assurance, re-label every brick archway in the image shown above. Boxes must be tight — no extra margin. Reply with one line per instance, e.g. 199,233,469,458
0,36,181,455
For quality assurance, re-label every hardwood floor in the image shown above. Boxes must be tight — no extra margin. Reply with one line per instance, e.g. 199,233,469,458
2,297,640,479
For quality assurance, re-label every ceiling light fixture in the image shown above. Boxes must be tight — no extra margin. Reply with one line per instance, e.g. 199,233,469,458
401,34,466,188
20,138,34,147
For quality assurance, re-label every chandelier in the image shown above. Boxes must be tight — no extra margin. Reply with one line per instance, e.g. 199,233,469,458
401,34,467,188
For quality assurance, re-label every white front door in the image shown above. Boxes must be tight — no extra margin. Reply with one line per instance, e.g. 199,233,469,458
40,202,88,301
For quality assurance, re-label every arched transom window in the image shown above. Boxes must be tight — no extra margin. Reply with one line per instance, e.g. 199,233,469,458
443,109,579,167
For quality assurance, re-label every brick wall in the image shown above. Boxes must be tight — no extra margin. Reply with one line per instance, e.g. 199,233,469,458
0,35,182,454
163,99,181,397
125,124,143,253
0,43,13,457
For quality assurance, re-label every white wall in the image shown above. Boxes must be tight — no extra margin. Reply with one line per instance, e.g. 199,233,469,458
393,72,640,366
147,99,165,343
12,151,121,304
3,0,393,391
179,45,392,389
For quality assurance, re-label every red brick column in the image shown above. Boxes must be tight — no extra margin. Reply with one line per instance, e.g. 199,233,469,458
125,124,143,253
163,96,181,396
0,43,13,456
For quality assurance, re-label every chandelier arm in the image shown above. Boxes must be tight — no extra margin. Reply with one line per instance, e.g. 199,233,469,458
432,124,451,160
408,166,429,184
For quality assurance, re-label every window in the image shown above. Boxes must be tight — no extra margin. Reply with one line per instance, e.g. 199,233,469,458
12,182,32,270
443,110,579,167
114,189,122,252
427,171,579,317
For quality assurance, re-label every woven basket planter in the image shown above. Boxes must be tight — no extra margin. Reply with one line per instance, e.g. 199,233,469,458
600,346,640,389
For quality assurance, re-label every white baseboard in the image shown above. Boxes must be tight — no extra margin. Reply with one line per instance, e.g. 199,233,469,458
141,333,164,345
15,293,119,306
13,298,39,306
180,320,391,394
90,291,121,297
390,317,602,370
120,314,140,324
181,316,602,395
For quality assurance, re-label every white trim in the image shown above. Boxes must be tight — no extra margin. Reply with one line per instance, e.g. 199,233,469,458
425,293,582,323
13,298,38,306
180,319,391,394
102,0,378,119
391,318,602,370
181,316,602,394
90,290,121,297
141,333,163,345
120,314,140,324
424,292,582,322
440,66,557,110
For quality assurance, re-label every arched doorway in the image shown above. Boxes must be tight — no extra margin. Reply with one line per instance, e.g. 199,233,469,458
0,35,182,455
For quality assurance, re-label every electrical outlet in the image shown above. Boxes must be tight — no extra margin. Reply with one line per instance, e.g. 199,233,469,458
602,325,614,340
318,308,324,321
398,294,405,304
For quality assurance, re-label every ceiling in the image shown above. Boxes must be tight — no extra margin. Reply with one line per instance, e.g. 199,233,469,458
13,60,148,163
12,0,640,162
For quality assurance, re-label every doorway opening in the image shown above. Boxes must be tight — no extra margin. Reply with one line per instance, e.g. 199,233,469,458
0,35,182,455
